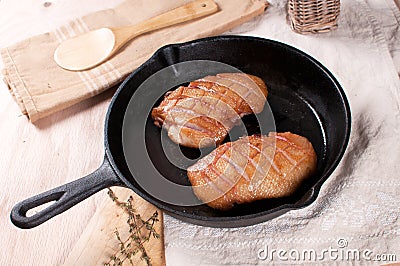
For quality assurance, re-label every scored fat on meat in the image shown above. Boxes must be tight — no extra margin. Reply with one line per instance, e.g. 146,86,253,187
151,73,268,148
187,132,317,210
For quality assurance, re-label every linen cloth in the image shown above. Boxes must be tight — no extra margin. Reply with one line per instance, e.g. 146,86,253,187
164,0,400,265
0,0,267,122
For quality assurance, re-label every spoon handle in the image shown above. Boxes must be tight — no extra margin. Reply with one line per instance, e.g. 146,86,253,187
112,0,218,50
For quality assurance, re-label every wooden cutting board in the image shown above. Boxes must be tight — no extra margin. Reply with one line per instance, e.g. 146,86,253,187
63,187,165,266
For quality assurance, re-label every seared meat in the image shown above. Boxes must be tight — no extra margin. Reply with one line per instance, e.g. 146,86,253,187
151,73,268,148
187,132,317,210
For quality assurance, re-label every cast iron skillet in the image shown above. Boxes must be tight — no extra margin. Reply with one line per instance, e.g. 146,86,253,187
11,36,351,229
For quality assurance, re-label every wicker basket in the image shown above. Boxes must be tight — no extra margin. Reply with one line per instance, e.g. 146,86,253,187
288,0,340,34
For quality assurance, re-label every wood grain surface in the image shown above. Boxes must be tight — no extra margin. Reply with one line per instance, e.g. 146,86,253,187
54,0,218,71
0,1,265,264
0,1,169,265
63,187,165,266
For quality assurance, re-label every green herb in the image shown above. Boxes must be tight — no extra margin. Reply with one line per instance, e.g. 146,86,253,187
105,189,160,266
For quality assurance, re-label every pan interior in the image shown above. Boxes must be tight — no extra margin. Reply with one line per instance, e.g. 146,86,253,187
143,86,326,217
106,36,350,225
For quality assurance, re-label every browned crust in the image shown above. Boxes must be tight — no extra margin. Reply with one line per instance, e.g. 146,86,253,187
187,132,317,210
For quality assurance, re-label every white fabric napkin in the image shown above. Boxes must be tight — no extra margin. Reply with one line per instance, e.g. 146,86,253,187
164,0,400,264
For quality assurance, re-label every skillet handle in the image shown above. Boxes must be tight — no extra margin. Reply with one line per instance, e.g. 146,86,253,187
10,157,123,229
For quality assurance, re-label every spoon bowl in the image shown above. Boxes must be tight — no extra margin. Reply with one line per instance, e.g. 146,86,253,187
54,28,115,71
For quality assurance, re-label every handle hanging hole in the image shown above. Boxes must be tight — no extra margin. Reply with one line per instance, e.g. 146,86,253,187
26,201,57,217
201,3,206,7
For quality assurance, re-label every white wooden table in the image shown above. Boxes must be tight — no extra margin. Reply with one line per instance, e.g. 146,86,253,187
0,1,125,265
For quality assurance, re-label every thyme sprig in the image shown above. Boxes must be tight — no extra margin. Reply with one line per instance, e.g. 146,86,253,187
105,189,160,266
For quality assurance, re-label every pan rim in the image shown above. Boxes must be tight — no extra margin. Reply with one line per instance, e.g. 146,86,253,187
104,35,351,226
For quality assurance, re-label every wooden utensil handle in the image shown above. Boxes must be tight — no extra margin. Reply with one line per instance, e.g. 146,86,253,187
114,0,218,43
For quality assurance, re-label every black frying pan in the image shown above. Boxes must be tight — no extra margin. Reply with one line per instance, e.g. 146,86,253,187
11,36,351,229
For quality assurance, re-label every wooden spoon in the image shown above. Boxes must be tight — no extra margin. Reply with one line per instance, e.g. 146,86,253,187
54,0,218,71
